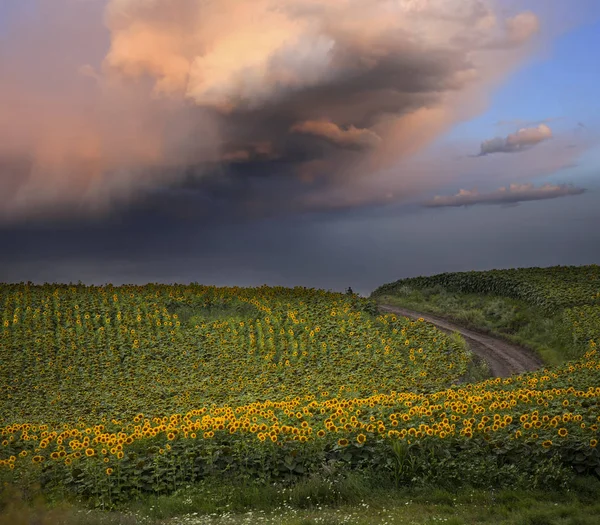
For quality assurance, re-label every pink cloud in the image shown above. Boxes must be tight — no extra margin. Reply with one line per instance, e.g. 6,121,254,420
0,0,552,222
290,120,381,149
479,124,553,155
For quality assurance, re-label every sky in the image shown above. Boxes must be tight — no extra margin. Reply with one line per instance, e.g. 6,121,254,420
0,0,599,295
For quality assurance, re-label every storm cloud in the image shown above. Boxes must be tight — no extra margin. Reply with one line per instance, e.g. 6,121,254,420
422,182,586,208
0,0,542,223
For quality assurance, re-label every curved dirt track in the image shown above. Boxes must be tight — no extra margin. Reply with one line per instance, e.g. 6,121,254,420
379,304,544,377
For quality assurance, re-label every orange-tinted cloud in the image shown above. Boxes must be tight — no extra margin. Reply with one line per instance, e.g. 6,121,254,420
290,120,381,150
0,0,546,222
0,1,223,222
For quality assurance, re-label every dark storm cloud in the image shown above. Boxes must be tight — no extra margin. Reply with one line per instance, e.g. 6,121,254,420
1,181,599,295
0,0,541,223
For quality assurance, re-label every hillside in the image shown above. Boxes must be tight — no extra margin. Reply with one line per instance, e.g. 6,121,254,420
372,264,600,365
378,304,542,377
0,275,599,515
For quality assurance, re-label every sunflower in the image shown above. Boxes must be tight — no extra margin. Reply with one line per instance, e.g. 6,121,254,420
357,434,366,444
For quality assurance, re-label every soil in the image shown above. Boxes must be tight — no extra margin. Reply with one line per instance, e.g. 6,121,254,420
379,304,544,377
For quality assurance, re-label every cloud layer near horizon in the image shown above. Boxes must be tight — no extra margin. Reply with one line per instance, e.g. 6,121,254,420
0,0,551,223
422,182,586,208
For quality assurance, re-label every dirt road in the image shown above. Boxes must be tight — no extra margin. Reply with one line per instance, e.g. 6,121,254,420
379,304,544,377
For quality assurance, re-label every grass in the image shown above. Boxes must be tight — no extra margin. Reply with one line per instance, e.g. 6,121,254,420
3,476,600,524
439,330,491,383
373,286,580,366
458,351,492,384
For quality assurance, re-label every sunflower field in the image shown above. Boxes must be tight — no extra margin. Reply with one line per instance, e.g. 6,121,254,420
1,279,599,507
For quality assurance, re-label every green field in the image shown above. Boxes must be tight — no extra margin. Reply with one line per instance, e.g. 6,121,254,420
0,284,470,424
1,266,599,522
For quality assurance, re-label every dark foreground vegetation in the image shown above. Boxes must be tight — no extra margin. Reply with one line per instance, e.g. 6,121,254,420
3,473,600,524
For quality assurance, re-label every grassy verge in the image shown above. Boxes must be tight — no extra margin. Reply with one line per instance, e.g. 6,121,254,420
373,286,579,366
459,351,492,384
443,330,492,383
3,476,600,525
